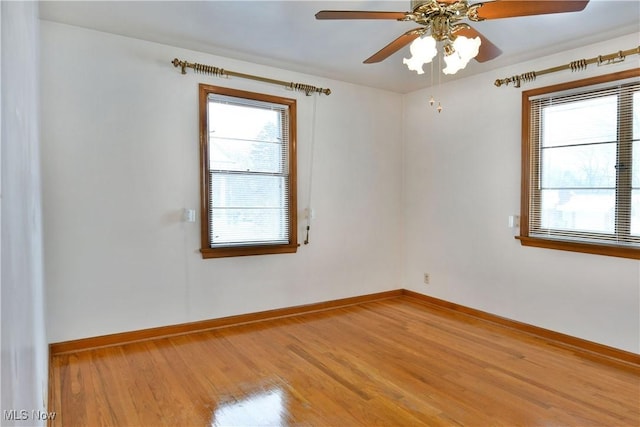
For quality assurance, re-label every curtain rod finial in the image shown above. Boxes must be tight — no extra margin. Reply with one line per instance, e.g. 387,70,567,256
172,58,187,74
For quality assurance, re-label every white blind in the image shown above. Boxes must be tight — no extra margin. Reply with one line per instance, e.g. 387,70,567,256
207,93,290,247
527,80,640,246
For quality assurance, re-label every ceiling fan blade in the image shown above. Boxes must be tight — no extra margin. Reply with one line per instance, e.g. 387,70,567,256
364,29,424,64
455,27,502,62
475,0,589,20
315,10,408,20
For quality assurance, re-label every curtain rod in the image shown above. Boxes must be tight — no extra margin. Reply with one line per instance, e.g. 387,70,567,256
171,58,331,96
494,46,640,88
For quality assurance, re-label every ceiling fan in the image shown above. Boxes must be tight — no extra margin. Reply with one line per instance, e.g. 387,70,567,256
315,0,590,74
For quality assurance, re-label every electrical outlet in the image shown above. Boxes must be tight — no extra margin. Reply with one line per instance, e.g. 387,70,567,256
423,273,430,285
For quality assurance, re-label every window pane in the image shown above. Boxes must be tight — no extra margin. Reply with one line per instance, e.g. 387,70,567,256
524,76,640,256
632,189,640,236
633,91,640,140
210,138,283,173
632,92,640,235
540,189,615,233
209,102,281,142
542,96,617,147
210,173,288,246
209,101,284,174
210,208,288,245
634,140,640,189
211,173,286,208
200,86,296,257
541,143,616,188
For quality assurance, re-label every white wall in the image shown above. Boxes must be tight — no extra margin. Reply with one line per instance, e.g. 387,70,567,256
40,22,403,343
403,33,640,353
41,20,640,354
1,2,49,425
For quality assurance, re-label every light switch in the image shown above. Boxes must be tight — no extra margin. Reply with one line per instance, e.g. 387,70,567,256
183,208,196,223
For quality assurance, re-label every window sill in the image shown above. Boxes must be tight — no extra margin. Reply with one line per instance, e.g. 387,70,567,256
516,236,640,260
201,243,298,259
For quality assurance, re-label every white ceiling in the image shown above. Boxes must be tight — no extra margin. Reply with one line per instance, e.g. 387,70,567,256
39,0,640,93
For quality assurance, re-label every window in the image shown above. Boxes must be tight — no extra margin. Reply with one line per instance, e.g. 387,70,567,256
199,84,297,258
519,69,640,259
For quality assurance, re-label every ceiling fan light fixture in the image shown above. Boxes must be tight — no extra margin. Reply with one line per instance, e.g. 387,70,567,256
443,35,481,75
403,35,437,74
316,0,590,76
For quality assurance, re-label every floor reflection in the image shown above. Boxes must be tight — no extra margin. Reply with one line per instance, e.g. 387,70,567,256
211,387,286,427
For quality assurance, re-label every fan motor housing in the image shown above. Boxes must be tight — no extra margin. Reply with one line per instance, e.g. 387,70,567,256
411,0,458,12
411,0,429,10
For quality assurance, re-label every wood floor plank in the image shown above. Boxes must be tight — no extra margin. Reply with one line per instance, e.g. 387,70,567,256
49,297,640,426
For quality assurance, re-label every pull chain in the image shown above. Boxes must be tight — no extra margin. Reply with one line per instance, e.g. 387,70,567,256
304,225,310,245
304,95,318,245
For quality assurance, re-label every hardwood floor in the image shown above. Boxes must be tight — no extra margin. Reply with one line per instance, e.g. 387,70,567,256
49,297,640,426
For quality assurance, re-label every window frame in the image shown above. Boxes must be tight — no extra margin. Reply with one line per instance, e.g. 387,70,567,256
518,68,640,260
198,84,298,258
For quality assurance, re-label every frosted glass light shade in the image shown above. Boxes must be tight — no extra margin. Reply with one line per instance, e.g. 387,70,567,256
443,35,481,75
403,36,437,75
